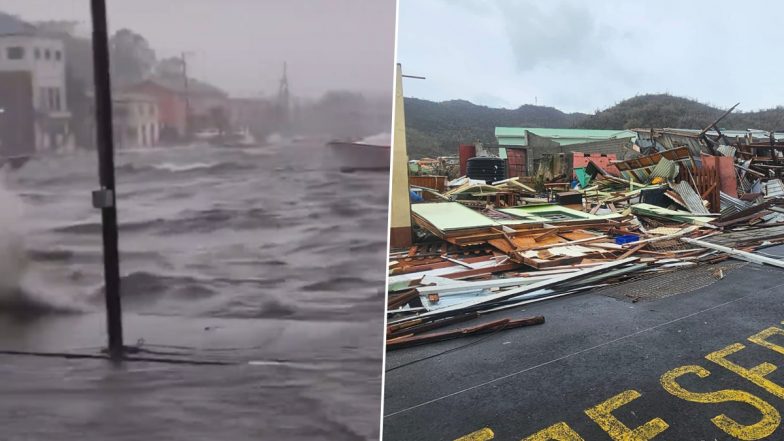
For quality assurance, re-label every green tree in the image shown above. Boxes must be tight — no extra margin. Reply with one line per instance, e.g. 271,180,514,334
109,28,156,86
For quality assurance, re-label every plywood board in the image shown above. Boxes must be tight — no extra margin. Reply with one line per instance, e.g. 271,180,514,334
411,202,498,232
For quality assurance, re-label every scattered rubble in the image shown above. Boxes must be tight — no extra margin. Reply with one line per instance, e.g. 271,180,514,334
388,119,784,349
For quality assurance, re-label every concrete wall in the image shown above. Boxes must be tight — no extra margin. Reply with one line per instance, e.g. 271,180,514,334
0,71,34,156
128,82,187,140
113,95,160,148
0,35,67,114
0,35,71,151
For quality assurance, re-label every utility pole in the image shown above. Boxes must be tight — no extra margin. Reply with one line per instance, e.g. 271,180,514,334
181,51,192,139
390,66,426,248
89,0,123,361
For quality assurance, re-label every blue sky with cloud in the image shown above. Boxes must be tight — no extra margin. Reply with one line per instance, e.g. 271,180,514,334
397,0,784,113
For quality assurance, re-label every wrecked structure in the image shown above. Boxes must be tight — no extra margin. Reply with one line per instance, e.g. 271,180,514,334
387,105,784,350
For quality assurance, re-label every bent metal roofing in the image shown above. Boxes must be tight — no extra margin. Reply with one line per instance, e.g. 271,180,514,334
496,127,637,146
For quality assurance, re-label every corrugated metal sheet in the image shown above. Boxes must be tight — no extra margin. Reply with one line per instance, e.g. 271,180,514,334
648,157,679,182
671,181,710,214
762,212,784,223
717,145,736,158
495,127,637,147
765,179,784,198
719,191,751,216
615,146,691,182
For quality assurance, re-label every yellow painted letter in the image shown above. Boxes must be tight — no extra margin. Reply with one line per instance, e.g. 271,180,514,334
521,422,585,440
584,390,668,440
706,343,784,399
749,326,784,356
661,365,779,440
455,427,494,441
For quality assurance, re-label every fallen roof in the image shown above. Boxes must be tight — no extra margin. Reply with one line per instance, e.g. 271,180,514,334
495,127,637,146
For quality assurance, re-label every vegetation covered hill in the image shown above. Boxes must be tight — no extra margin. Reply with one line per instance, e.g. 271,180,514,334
405,94,784,158
578,94,784,131
404,98,586,158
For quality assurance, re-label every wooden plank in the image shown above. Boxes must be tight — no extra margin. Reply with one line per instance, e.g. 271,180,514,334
618,242,646,259
533,229,559,242
441,262,524,280
386,316,545,350
521,255,583,269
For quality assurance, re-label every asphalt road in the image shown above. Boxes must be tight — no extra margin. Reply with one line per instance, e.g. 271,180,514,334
382,252,784,441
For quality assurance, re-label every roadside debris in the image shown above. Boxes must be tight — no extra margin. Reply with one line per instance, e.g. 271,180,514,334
388,119,784,349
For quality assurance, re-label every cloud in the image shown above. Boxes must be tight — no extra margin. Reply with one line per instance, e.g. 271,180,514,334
495,0,607,71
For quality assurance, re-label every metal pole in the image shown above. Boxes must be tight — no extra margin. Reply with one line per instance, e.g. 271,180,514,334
90,0,124,360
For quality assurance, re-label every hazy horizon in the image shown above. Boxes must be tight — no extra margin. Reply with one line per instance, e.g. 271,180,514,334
0,0,396,100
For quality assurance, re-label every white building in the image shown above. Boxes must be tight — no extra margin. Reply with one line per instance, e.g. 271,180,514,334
113,93,159,148
0,13,72,152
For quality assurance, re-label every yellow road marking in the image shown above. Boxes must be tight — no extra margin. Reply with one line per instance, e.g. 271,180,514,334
454,427,494,441
661,364,780,440
471,321,784,440
749,326,784,356
584,390,668,440
706,343,784,399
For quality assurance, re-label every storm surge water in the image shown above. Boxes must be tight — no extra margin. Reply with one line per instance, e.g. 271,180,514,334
0,172,26,294
0,141,389,440
0,170,91,314
3,141,388,321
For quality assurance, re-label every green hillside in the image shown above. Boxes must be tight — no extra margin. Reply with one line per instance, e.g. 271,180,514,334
578,94,784,131
405,94,784,158
403,98,586,158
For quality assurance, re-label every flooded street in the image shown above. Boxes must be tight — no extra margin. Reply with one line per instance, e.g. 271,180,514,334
0,139,388,440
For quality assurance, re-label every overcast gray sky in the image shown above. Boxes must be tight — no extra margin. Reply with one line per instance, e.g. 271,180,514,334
398,0,784,113
0,0,396,99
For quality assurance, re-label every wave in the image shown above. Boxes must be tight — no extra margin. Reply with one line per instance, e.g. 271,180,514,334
53,218,161,235
301,276,377,292
357,132,391,145
52,205,288,236
0,177,94,315
151,162,220,172
0,286,91,315
115,160,256,176
0,174,28,295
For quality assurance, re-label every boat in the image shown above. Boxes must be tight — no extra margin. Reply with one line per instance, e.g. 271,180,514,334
326,134,391,172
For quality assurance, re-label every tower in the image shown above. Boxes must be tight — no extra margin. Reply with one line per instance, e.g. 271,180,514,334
276,62,290,129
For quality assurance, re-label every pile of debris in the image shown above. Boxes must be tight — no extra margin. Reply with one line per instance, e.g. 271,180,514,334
388,122,784,350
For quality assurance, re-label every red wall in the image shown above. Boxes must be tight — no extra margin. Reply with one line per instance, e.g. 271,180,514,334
458,144,476,176
127,82,187,136
701,153,738,197
572,152,619,176
506,148,528,177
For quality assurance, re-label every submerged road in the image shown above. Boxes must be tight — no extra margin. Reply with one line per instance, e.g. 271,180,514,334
0,314,383,440
0,140,389,440
383,248,784,440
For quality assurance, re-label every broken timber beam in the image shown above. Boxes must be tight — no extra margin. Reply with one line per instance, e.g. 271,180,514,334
680,237,784,269
386,316,545,350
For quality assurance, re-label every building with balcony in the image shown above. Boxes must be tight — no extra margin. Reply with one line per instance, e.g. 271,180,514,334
0,13,72,153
